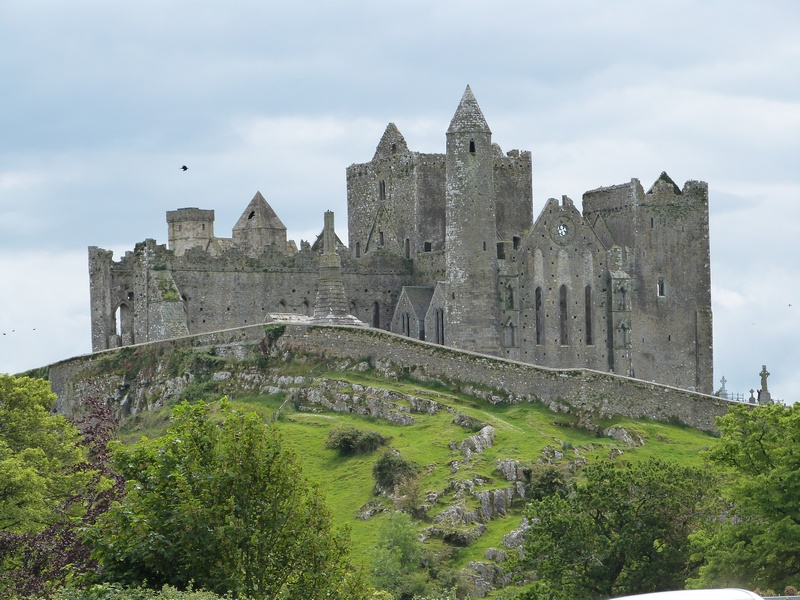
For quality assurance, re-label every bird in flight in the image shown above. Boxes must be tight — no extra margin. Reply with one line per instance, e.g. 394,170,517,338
181,165,188,171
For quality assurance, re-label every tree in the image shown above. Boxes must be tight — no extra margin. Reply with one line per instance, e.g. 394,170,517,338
690,403,800,591
88,399,370,599
0,374,85,534
520,458,710,600
0,397,124,598
371,511,429,599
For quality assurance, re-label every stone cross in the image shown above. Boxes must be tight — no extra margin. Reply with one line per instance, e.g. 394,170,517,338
760,365,770,392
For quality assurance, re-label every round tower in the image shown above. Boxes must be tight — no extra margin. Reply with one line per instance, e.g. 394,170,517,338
444,86,501,354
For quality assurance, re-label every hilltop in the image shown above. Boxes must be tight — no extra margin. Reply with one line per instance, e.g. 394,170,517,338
38,322,723,597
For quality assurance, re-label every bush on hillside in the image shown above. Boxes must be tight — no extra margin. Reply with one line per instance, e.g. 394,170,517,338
373,449,420,491
326,425,388,455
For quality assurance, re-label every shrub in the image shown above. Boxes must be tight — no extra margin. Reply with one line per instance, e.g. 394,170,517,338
373,449,420,491
326,425,388,455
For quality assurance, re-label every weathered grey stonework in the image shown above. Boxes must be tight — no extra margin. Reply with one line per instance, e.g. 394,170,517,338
49,323,735,432
88,86,713,393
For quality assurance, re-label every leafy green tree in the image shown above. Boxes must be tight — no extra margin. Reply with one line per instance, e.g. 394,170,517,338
371,511,428,599
1,396,123,599
520,458,710,600
0,374,85,534
690,403,800,591
88,399,370,599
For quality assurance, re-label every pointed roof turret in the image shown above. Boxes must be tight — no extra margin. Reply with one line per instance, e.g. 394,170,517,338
447,85,491,134
373,123,409,160
233,191,287,232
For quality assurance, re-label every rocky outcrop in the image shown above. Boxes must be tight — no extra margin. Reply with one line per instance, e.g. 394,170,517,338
459,425,495,458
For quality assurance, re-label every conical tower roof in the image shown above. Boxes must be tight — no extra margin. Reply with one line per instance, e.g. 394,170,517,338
233,191,287,232
373,123,409,160
447,85,491,134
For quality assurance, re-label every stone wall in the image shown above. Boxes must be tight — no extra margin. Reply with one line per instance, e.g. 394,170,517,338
47,322,735,431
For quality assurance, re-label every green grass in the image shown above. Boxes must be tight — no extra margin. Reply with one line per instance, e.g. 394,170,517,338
115,360,720,582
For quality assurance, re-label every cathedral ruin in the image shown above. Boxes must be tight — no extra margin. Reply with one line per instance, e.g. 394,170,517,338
89,86,713,394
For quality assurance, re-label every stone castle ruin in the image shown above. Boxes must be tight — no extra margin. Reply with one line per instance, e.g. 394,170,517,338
89,86,713,394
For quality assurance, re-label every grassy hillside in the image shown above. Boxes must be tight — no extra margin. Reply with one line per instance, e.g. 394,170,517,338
115,357,719,581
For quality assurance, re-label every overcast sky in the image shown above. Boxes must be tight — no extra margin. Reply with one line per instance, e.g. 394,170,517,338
1,1,798,402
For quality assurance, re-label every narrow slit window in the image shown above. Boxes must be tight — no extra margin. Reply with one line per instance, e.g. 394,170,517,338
585,285,593,346
469,139,475,153
657,277,666,297
535,287,544,345
559,285,569,345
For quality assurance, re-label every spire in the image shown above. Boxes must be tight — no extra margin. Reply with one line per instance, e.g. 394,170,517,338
373,123,409,160
447,85,491,134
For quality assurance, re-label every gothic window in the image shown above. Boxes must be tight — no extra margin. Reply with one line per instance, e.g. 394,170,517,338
585,285,593,346
401,312,410,336
505,283,515,310
535,287,544,345
559,285,569,345
349,301,357,316
435,308,445,345
379,180,386,202
657,277,666,297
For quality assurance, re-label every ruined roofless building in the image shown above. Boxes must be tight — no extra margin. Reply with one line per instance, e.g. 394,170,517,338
88,86,713,393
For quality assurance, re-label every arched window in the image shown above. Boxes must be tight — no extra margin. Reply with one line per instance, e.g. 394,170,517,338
585,285,593,346
535,287,544,345
115,303,133,345
469,139,476,153
435,308,445,345
401,312,410,336
505,283,515,310
504,320,517,347
559,285,569,345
